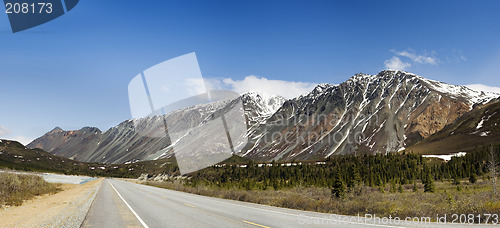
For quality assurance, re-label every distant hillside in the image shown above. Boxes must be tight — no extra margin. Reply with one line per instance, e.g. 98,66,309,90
407,99,500,154
0,139,178,178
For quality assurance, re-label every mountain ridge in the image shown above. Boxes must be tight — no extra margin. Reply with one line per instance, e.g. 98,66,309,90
28,70,500,163
28,91,285,164
242,70,498,160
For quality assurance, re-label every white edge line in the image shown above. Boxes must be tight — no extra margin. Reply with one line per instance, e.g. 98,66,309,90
108,179,150,228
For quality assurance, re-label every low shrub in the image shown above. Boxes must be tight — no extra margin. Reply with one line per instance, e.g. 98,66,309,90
0,172,60,207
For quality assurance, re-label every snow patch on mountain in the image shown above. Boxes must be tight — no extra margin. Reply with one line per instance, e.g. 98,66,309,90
242,91,286,117
476,116,486,130
465,84,500,94
422,152,467,161
420,77,499,109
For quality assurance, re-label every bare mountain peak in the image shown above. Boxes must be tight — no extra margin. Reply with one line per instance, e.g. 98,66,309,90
315,83,335,90
80,126,102,133
50,127,63,133
47,126,102,135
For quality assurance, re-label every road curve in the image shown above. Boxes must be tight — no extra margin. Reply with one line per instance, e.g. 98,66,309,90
81,179,488,228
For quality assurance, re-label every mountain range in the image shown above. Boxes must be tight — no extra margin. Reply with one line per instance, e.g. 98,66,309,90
27,70,500,163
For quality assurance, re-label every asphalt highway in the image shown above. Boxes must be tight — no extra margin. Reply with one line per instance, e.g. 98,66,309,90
81,179,491,228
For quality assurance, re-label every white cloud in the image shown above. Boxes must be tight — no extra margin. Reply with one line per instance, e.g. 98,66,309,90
207,75,317,99
160,85,170,92
452,49,467,62
393,50,438,65
384,49,439,70
11,136,33,146
0,125,33,145
384,56,411,70
184,78,207,96
465,84,500,94
0,125,11,136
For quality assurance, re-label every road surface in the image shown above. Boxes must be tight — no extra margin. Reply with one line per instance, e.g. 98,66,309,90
81,179,491,228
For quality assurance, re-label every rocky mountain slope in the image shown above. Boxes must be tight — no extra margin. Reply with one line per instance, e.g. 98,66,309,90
242,70,498,161
28,70,499,163
28,92,285,164
407,98,500,154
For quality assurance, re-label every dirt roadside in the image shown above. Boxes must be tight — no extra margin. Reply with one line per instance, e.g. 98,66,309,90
0,178,103,227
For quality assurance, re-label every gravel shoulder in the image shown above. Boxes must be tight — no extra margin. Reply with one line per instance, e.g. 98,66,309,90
0,178,103,227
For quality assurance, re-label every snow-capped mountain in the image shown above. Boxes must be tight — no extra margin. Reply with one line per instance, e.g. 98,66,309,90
242,70,499,161
242,91,287,125
27,92,285,164
28,70,499,163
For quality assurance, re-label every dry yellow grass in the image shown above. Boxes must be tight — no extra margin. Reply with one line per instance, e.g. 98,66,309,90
0,172,60,207
0,178,102,227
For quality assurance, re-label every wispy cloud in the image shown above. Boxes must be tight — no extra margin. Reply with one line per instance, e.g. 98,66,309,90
452,49,467,62
0,125,11,136
384,49,439,70
206,75,317,99
0,125,33,145
392,50,438,65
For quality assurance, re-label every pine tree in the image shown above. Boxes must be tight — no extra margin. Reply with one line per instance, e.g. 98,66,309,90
390,179,397,193
379,185,385,193
424,171,435,193
453,175,461,186
469,172,477,184
488,144,498,196
413,180,418,192
272,179,279,190
331,170,345,198
347,164,360,188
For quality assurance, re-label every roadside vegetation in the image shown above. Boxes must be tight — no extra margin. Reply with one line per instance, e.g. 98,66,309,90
0,172,61,207
145,178,499,222
142,144,500,223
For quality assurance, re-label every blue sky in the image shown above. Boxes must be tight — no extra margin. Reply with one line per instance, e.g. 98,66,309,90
1,0,500,144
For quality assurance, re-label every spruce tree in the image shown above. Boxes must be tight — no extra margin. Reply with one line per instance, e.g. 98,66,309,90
424,171,435,193
390,179,397,193
469,172,477,184
453,175,461,186
488,144,498,196
331,170,345,198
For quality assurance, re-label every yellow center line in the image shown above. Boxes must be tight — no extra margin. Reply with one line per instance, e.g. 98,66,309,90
243,220,270,228
185,203,196,208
